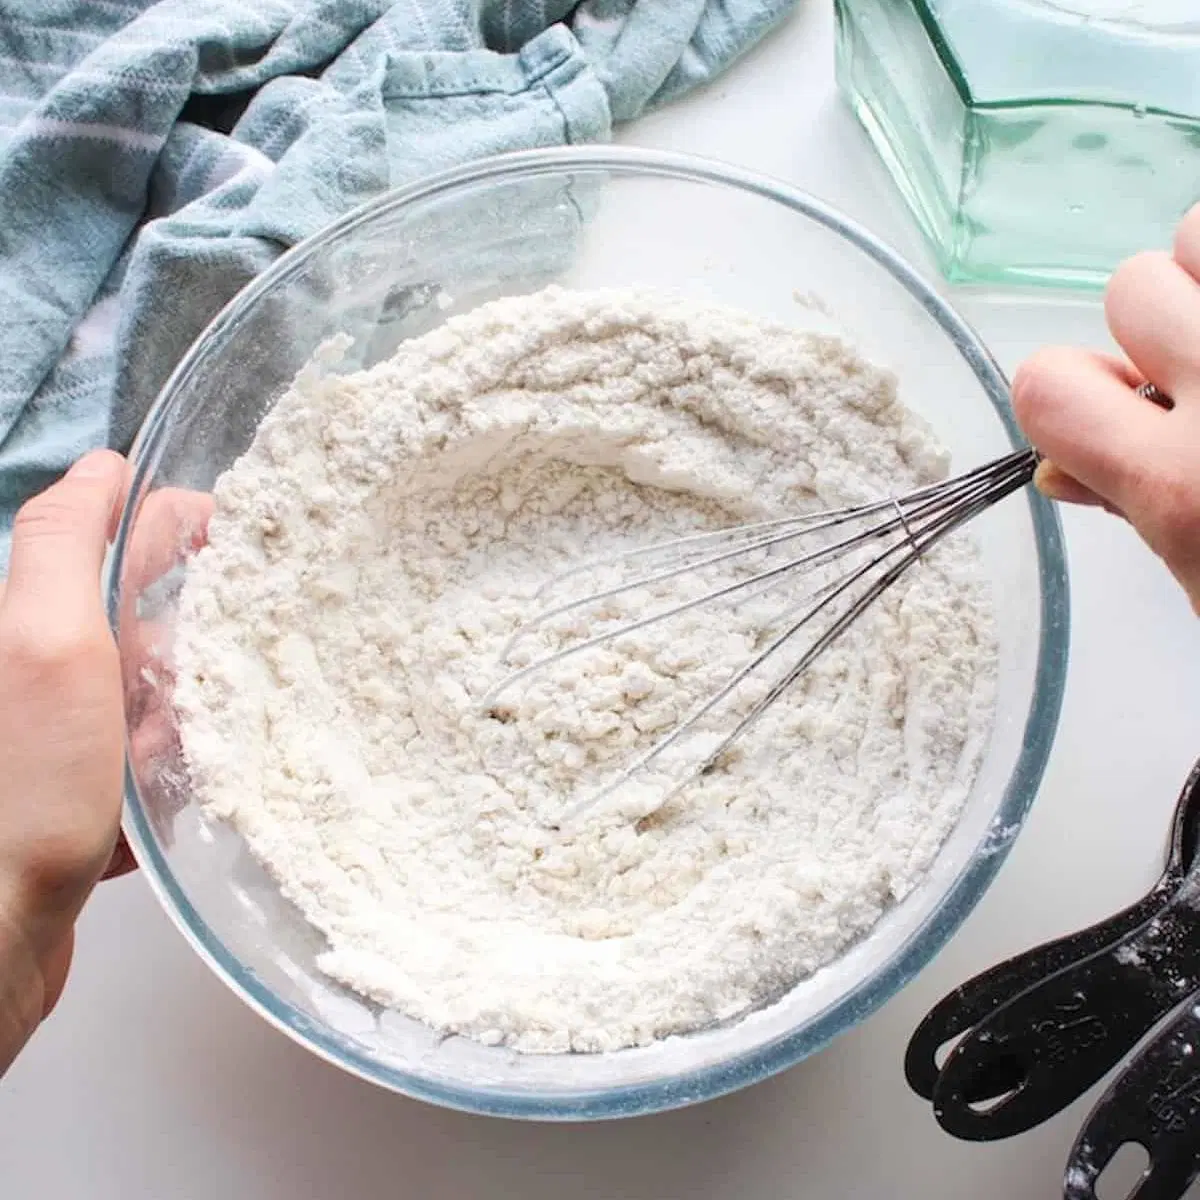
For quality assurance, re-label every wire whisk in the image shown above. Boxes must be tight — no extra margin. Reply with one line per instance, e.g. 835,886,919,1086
484,385,1171,829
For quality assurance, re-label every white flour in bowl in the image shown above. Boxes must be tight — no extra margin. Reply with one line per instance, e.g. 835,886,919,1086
172,287,997,1053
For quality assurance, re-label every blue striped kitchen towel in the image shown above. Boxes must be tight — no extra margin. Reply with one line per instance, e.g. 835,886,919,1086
0,0,796,569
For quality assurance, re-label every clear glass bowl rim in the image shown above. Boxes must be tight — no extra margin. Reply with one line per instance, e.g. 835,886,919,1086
107,144,1070,1120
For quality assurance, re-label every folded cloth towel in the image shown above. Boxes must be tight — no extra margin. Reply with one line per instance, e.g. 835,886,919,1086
0,0,795,569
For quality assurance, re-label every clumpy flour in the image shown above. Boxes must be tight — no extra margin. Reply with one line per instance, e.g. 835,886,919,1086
173,287,997,1053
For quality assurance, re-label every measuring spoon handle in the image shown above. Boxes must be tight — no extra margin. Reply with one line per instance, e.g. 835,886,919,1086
906,877,1179,1101
1065,994,1200,1200
933,900,1200,1141
911,755,1200,1105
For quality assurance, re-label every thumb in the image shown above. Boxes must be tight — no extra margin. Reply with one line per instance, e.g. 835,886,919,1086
1032,461,1124,516
3,452,128,639
1012,348,1167,517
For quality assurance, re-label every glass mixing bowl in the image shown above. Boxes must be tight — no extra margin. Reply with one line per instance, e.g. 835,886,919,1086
105,146,1069,1119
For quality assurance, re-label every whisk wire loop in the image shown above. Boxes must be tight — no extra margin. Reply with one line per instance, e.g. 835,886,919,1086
488,448,1040,827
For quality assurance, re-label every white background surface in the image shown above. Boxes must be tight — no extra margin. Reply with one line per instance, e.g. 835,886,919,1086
6,4,1200,1197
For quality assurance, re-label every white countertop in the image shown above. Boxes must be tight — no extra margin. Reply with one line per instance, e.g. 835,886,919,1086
7,5,1200,1198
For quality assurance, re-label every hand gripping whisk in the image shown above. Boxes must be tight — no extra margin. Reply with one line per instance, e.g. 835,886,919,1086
484,384,1171,829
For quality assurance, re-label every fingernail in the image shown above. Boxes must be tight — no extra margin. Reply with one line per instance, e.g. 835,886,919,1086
1032,461,1069,501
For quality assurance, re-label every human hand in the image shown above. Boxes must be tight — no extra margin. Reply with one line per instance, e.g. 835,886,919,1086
0,453,215,1075
0,451,129,1074
1013,203,1200,611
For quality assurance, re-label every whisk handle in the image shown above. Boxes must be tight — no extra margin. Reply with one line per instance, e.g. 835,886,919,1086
1137,382,1175,410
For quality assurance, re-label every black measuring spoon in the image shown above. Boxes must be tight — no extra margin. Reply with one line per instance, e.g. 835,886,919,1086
1064,989,1200,1200
906,757,1200,1105
933,761,1200,1141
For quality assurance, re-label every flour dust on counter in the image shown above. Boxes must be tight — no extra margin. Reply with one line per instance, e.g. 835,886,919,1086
172,287,998,1054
